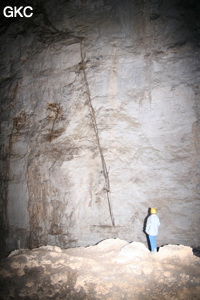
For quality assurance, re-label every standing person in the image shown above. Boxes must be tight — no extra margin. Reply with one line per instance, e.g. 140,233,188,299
145,208,160,253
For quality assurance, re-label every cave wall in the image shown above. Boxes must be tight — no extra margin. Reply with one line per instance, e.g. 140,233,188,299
0,0,200,256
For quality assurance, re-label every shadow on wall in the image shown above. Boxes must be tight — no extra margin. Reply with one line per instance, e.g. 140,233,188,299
143,208,151,251
192,247,200,257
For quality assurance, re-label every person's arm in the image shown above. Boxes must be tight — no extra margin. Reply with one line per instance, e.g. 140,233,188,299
146,217,151,234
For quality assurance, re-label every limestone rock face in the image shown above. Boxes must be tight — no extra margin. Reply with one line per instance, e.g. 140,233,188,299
0,0,200,256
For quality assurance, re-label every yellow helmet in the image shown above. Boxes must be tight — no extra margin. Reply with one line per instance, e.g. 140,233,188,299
151,208,157,214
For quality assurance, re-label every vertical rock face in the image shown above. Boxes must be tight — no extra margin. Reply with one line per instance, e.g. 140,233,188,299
0,0,200,256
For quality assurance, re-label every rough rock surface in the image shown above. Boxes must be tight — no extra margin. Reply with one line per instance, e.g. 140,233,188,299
0,239,200,299
0,0,200,257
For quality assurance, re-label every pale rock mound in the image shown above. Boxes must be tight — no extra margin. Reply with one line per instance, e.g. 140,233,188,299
0,239,200,299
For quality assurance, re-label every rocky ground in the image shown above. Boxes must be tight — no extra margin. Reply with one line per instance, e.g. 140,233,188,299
0,239,200,300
